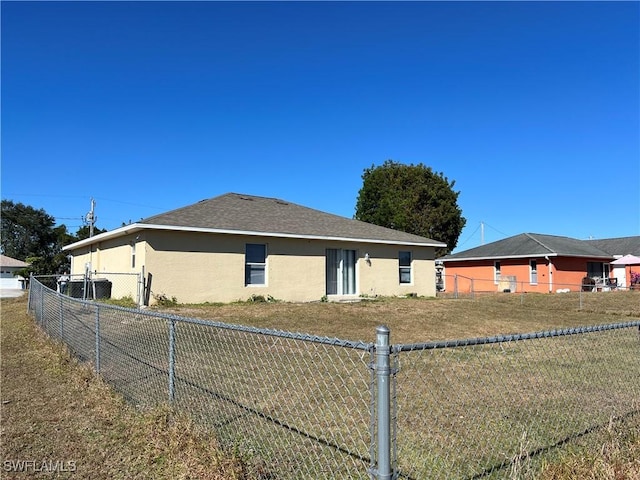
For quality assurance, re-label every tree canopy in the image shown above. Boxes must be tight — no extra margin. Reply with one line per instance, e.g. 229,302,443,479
1,200,103,275
354,160,466,256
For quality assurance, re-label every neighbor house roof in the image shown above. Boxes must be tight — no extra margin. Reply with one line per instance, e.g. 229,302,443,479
585,236,640,257
0,255,30,268
441,233,616,262
64,193,447,250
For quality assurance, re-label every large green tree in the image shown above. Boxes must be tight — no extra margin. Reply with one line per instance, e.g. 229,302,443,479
355,160,466,256
1,200,59,272
1,200,100,274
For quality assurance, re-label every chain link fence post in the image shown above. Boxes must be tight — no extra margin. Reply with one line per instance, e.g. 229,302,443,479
27,273,33,313
375,325,393,480
39,280,44,327
454,274,458,299
95,304,101,374
59,294,64,341
168,318,176,403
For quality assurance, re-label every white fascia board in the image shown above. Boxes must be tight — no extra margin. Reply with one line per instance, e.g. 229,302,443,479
63,223,445,250
444,253,614,262
62,224,146,251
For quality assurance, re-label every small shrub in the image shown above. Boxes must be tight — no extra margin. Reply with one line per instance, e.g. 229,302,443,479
248,294,279,303
101,296,137,308
153,293,178,307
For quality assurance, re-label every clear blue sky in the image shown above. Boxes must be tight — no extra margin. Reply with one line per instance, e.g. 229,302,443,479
2,1,639,252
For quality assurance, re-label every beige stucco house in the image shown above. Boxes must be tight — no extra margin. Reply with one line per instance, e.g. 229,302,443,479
62,193,447,304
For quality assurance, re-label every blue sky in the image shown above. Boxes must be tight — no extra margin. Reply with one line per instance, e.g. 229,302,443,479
2,1,639,252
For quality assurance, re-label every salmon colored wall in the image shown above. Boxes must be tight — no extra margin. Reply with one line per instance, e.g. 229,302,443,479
443,259,550,293
551,257,605,289
443,256,612,293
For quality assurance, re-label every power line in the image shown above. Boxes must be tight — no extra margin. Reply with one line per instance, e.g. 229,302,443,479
3,192,167,212
456,220,511,251
483,221,511,238
456,222,481,250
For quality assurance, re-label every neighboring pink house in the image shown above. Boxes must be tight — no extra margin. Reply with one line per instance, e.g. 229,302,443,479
439,233,640,293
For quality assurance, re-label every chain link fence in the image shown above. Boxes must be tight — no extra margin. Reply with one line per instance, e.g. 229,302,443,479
392,325,640,479
437,274,639,311
439,274,637,297
28,277,374,479
28,276,640,479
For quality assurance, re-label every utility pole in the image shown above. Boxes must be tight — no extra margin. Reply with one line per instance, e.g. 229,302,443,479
86,198,97,237
480,221,485,245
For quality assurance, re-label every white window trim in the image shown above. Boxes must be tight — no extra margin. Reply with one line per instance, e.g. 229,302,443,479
529,260,538,285
245,244,267,287
494,261,501,284
399,251,413,285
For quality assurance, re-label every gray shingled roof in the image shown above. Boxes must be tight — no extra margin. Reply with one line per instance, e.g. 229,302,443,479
139,192,445,246
585,236,640,256
442,233,620,261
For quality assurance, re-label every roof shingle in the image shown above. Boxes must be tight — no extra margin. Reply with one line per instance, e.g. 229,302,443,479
442,233,622,261
140,192,445,246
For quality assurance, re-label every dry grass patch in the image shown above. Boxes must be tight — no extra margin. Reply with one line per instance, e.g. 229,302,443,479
0,297,248,480
539,415,640,480
4,289,639,479
162,291,640,344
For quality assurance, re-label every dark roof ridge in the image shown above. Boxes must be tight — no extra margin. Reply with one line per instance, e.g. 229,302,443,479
524,233,557,254
525,233,569,253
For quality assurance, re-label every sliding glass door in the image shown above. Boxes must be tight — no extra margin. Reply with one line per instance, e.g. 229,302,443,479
326,249,356,295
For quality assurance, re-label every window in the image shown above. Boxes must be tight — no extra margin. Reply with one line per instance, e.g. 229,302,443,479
131,242,136,269
530,260,537,285
399,251,412,284
587,262,609,281
245,244,266,285
494,261,501,284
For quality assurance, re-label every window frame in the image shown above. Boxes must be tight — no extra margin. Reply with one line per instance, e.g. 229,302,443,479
399,251,412,285
245,243,267,286
529,259,538,285
131,242,136,269
494,261,501,284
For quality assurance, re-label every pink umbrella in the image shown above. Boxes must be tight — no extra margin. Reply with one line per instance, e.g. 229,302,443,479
610,254,640,265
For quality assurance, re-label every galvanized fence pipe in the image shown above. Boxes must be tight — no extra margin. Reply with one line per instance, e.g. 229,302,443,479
95,304,101,374
168,318,176,403
59,294,64,341
373,325,393,480
39,281,44,327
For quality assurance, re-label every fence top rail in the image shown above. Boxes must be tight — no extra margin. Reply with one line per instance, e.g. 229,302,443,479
394,320,640,352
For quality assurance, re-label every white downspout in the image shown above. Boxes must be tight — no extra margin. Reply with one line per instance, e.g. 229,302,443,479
545,256,553,293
